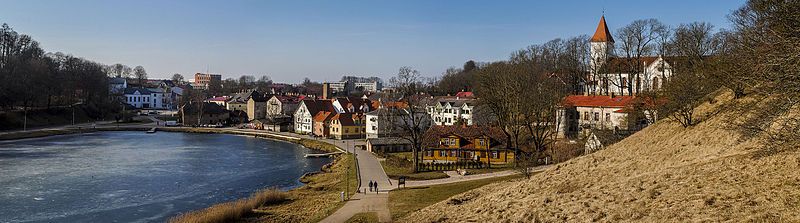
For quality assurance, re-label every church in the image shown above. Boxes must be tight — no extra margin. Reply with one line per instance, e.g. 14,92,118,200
583,16,674,97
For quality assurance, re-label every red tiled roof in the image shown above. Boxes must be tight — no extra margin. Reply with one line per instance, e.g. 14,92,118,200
206,96,227,102
331,113,361,126
313,111,334,122
454,91,474,98
590,16,614,43
563,95,635,108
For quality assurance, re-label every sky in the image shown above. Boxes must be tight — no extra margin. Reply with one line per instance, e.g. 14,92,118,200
0,0,746,83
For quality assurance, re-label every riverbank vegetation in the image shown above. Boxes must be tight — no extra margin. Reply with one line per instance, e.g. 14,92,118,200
169,188,287,223
389,174,521,220
249,154,358,222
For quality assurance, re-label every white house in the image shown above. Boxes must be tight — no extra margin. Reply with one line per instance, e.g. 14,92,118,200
109,77,127,95
332,96,372,114
426,95,476,126
293,99,333,134
560,95,635,138
266,95,302,117
124,88,169,109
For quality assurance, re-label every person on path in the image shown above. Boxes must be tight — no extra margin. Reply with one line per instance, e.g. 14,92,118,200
374,182,378,194
368,180,373,192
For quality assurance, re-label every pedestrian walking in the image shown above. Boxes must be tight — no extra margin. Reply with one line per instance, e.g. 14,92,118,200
368,180,373,192
374,182,378,194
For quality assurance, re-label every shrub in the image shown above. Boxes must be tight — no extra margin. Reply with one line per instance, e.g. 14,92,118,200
168,188,286,223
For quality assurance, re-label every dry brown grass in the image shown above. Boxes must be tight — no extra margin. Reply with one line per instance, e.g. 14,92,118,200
169,188,286,223
400,90,800,222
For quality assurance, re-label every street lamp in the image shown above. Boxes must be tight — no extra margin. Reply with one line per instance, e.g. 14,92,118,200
71,102,83,126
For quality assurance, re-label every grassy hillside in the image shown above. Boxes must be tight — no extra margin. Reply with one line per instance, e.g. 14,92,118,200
401,90,800,222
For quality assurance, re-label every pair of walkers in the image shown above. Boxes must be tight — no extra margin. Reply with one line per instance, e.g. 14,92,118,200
367,180,379,194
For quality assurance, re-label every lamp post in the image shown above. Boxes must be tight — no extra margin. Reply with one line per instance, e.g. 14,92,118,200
71,102,82,126
23,107,27,131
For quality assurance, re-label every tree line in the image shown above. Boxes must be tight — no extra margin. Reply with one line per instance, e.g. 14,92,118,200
0,23,113,115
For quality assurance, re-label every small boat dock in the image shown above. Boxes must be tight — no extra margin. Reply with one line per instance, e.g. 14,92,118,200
304,152,342,158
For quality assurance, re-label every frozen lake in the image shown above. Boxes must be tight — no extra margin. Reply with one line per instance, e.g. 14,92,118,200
0,131,331,223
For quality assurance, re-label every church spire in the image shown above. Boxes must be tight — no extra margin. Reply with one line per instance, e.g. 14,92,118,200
590,16,614,43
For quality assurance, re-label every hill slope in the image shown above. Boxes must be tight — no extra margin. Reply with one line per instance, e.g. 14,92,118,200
402,91,800,222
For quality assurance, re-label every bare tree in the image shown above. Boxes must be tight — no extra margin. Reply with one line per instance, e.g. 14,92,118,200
133,65,147,86
171,73,184,85
615,19,668,95
388,66,431,172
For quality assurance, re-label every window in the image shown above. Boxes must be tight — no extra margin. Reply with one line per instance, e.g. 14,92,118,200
439,150,446,157
492,151,499,159
605,113,611,122
478,139,485,146
427,150,433,157
372,126,377,130
594,112,599,121
450,150,457,157
584,112,589,120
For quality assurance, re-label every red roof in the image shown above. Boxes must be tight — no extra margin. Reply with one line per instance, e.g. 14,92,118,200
563,95,634,108
206,96,227,102
455,91,474,98
590,16,614,43
313,111,335,122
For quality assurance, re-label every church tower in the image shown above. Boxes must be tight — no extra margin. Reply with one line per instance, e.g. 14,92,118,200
590,15,614,71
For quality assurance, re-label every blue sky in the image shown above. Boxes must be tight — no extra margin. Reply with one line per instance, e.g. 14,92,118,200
0,0,745,83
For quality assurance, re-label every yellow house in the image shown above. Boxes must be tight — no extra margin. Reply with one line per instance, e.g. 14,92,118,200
329,113,366,139
422,125,514,164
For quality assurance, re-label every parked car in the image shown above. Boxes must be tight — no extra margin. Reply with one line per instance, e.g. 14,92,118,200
165,121,178,126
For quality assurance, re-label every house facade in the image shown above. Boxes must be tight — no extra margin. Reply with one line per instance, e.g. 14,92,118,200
426,94,476,126
109,77,127,95
422,125,514,164
246,97,267,121
366,137,411,153
266,95,301,116
293,99,334,134
124,88,169,109
329,113,366,139
312,111,335,138
560,95,636,138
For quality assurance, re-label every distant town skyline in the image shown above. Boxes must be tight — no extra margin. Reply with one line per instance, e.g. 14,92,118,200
0,0,745,83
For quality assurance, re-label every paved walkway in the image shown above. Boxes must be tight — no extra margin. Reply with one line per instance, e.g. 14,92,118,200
390,165,550,188
318,138,393,223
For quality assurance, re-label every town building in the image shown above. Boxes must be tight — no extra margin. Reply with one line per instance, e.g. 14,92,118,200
422,125,514,164
193,73,222,89
365,102,417,139
180,102,230,126
366,137,412,154
266,95,303,117
109,77,127,95
205,96,229,107
312,111,335,138
426,93,476,126
584,16,674,96
123,88,169,109
226,90,261,112
246,96,267,121
560,95,636,137
294,99,335,134
332,96,373,114
329,113,366,139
